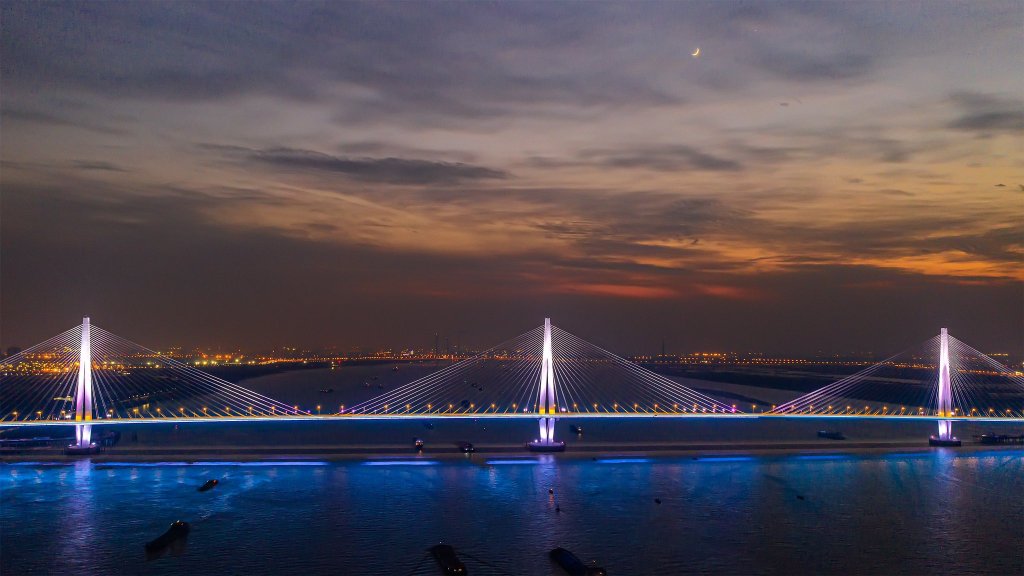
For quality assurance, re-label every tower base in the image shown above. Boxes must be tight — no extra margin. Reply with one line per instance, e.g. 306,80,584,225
527,440,566,452
928,436,961,447
65,442,102,455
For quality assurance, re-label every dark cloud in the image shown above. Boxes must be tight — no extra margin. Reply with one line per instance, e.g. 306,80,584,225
223,146,508,185
0,105,127,135
73,161,127,172
947,92,1024,135
758,51,873,82
580,146,743,172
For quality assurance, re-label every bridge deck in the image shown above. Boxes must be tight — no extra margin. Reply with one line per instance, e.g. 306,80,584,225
2,414,1021,426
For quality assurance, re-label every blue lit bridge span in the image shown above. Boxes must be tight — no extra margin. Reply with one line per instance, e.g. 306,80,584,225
2,318,1022,450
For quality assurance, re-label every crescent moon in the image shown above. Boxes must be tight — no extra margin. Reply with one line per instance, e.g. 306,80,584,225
691,47,700,57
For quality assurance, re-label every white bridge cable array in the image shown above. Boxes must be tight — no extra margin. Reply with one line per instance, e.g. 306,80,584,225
772,332,1024,417
348,322,739,415
548,326,736,413
1,322,300,422
348,326,547,415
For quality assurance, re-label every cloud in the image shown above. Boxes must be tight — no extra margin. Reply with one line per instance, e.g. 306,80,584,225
757,51,873,82
72,161,127,172
580,145,743,172
947,92,1024,135
222,146,508,185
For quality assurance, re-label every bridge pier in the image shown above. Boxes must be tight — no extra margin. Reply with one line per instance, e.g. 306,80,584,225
528,318,565,452
930,328,961,447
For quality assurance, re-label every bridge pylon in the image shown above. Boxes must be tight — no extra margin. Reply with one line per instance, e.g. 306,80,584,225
528,318,565,452
930,327,961,446
69,317,98,454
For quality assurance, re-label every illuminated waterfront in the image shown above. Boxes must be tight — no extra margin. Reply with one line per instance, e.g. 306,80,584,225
3,450,1022,575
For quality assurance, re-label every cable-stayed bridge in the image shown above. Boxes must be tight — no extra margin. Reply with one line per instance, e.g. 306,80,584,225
2,318,1022,450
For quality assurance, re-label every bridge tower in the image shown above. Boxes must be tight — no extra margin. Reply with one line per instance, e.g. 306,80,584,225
70,317,97,452
528,318,565,451
930,327,960,446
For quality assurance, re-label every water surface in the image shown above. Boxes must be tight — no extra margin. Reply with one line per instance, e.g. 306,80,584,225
3,450,1022,575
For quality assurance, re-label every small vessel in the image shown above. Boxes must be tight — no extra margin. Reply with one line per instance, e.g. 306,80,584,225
414,438,425,451
549,547,606,576
318,388,334,394
979,433,1024,445
429,544,467,575
198,479,219,492
569,425,583,435
459,442,475,453
817,430,846,440
145,520,190,553
392,366,399,372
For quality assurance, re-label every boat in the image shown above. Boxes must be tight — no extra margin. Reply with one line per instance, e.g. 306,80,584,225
979,433,1024,445
429,544,467,575
392,366,400,372
817,430,846,440
144,520,190,553
549,547,606,576
414,438,425,451
198,479,219,492
569,425,583,435
318,388,334,394
459,442,475,453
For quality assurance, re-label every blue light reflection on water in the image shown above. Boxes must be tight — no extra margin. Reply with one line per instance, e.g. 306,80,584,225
362,460,438,466
2,450,1022,575
89,461,330,467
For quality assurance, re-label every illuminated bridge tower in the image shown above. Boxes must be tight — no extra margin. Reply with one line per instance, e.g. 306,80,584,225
528,318,565,452
929,327,961,447
69,317,99,453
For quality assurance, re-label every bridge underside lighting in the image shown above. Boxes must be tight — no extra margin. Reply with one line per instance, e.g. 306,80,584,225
485,459,542,465
595,457,651,464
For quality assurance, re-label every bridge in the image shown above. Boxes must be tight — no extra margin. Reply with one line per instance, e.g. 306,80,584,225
2,317,1022,450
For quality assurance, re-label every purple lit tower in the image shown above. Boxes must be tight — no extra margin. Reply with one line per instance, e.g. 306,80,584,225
72,317,95,450
528,318,565,451
930,327,960,446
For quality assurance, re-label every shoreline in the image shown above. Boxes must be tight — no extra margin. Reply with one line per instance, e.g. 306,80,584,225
3,440,1019,463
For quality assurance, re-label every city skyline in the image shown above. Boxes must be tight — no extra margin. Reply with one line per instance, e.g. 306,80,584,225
2,1,1022,354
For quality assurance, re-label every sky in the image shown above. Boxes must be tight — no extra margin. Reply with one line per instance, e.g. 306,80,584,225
1,1,1022,356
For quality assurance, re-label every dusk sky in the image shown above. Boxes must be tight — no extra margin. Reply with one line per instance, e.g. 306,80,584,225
2,1,1021,355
